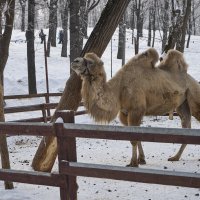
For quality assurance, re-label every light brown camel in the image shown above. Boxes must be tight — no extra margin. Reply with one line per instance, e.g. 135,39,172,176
71,48,199,167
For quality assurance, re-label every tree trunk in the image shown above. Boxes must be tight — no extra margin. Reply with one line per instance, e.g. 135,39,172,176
46,0,58,56
135,0,141,54
69,0,82,67
192,0,196,35
117,17,125,59
147,6,152,47
83,12,89,38
131,2,135,45
51,0,58,47
176,0,191,52
19,0,27,32
0,90,13,189
32,0,131,172
186,15,192,48
80,1,88,39
162,0,169,52
151,0,156,47
21,5,26,32
137,0,144,38
0,0,15,189
61,0,68,57
26,0,37,94
0,11,2,35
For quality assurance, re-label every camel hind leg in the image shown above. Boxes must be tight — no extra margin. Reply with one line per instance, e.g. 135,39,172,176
168,100,191,161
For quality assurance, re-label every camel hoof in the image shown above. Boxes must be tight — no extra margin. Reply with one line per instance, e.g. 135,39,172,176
168,156,179,161
126,161,139,167
138,158,146,165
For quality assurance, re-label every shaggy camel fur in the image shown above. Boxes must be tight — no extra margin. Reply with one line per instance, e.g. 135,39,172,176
71,48,199,167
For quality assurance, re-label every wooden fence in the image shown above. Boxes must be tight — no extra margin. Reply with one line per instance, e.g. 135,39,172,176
4,93,86,122
0,111,199,200
4,92,62,122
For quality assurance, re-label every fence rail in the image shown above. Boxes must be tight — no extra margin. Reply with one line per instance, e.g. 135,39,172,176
60,161,200,188
0,168,65,187
0,111,199,200
4,92,86,122
4,92,62,100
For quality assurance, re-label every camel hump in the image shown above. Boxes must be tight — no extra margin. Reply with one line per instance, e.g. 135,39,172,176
159,49,188,73
140,48,159,65
125,48,159,70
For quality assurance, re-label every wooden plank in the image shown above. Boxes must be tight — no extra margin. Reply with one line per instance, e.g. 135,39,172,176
61,123,200,144
4,103,57,114
60,161,200,188
0,122,54,136
75,110,86,116
0,169,65,187
4,104,44,113
9,117,50,123
55,121,70,200
4,92,62,100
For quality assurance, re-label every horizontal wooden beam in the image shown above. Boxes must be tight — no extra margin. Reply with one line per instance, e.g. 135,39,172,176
0,122,54,136
4,103,58,114
60,123,200,144
0,169,65,187
60,161,200,188
4,92,62,100
9,117,50,123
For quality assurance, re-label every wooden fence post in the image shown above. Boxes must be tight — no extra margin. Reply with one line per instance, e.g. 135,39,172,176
55,110,77,200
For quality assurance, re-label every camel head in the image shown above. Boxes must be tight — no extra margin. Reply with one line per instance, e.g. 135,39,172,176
160,49,188,72
71,53,105,80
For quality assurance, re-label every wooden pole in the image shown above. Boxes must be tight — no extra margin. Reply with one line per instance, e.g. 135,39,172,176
0,85,13,189
43,35,50,116
56,111,77,200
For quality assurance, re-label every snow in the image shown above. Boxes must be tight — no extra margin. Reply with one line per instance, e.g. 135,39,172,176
0,28,200,199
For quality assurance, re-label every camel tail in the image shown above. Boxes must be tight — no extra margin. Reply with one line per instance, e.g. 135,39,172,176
187,74,200,121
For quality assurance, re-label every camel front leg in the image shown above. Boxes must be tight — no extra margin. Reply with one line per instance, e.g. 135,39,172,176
127,109,144,167
127,141,138,167
168,100,191,161
138,141,146,164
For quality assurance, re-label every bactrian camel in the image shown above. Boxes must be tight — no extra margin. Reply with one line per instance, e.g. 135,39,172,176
71,48,200,167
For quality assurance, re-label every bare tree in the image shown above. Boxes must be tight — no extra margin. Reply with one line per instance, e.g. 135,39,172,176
130,0,136,44
0,0,15,189
32,0,131,172
69,0,82,66
161,0,169,52
147,2,153,46
162,0,191,53
60,0,69,57
134,0,141,54
151,0,156,47
26,0,37,94
117,15,126,63
80,0,101,39
176,0,191,52
19,0,27,32
46,0,58,57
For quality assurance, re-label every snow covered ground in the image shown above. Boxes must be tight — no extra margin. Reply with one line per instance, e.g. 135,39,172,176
0,28,199,200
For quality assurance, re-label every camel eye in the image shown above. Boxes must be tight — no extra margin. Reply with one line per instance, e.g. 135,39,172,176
73,58,80,63
87,60,94,65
